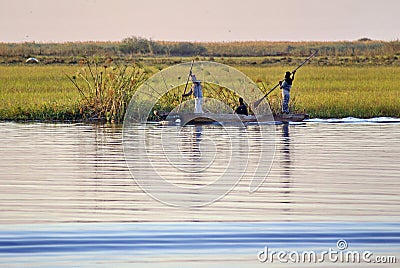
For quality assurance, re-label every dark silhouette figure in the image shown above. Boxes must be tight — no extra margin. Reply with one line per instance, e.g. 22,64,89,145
279,71,296,114
235,97,248,116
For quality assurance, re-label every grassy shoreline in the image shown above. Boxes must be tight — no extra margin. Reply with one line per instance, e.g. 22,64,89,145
1,61,399,122
2,39,399,60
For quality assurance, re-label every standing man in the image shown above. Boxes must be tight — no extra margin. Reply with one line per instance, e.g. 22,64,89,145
279,71,296,114
182,73,203,113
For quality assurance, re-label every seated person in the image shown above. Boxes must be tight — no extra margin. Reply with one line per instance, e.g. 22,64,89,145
235,97,248,116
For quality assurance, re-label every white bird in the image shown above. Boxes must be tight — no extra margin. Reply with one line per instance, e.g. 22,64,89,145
26,57,39,64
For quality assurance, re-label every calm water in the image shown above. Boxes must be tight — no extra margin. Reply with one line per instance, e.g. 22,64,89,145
0,120,399,267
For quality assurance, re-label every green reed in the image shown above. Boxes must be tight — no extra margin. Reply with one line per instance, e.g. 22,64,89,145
1,63,399,121
66,59,147,122
238,65,400,118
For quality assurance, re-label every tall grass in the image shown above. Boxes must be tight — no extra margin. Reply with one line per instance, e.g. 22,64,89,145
67,60,148,122
1,39,399,60
0,64,399,121
0,65,81,120
153,83,242,116
238,65,400,118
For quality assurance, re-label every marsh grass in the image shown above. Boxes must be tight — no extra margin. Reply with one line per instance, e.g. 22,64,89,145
1,64,399,121
0,65,80,120
2,40,399,59
153,83,243,117
239,65,400,118
67,60,147,122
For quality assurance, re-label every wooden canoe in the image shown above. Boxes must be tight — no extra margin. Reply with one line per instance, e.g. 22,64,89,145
159,112,308,124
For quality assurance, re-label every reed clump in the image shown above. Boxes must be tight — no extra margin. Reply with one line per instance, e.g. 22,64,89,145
67,59,148,122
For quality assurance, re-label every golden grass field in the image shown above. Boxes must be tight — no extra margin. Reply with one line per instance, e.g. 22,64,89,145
237,65,400,118
0,62,399,121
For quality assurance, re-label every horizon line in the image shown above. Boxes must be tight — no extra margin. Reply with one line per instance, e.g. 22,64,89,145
1,38,397,44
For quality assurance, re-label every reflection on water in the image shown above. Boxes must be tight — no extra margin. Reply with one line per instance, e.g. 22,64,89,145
0,121,399,266
194,125,203,159
0,121,399,222
280,123,292,212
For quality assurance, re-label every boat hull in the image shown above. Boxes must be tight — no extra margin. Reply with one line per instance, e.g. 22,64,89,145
162,113,308,125
273,113,309,123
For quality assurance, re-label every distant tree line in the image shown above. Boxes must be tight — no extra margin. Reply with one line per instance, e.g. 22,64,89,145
119,37,207,56
0,36,399,59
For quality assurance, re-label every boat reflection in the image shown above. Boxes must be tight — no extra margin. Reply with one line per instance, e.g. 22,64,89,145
281,123,293,210
192,125,203,160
